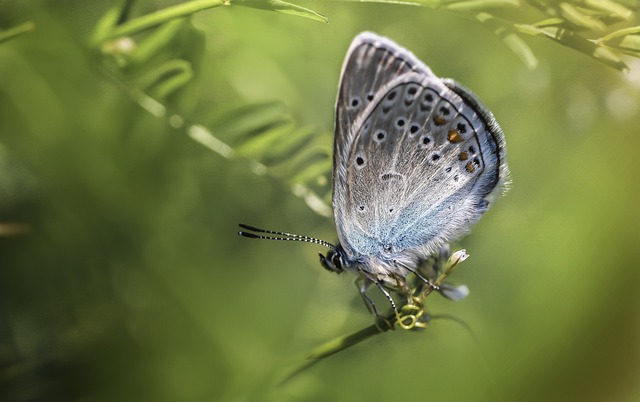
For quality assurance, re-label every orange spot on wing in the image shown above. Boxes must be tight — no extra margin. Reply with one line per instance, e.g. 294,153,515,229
448,130,463,143
466,162,475,173
459,152,468,161
433,115,447,126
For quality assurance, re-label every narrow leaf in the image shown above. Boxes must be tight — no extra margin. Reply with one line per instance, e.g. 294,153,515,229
582,0,633,21
307,324,385,360
502,32,538,69
233,0,328,23
559,2,607,32
617,35,640,53
91,0,132,45
102,0,225,41
516,24,628,71
475,13,538,69
445,0,520,12
599,25,640,43
0,21,35,44
128,19,189,66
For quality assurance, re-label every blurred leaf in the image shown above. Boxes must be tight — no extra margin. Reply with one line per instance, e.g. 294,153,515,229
502,32,539,69
0,21,35,44
476,12,539,69
90,0,132,45
337,0,640,70
559,2,607,32
93,0,226,43
444,0,520,11
598,24,640,57
515,23,629,70
233,0,329,23
583,0,634,20
207,102,333,214
136,59,194,99
606,33,640,57
127,19,189,67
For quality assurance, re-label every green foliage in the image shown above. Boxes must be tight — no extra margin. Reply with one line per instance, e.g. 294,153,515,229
1,1,640,402
81,0,640,215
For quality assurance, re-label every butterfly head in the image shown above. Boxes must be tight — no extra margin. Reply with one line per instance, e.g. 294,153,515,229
319,244,348,273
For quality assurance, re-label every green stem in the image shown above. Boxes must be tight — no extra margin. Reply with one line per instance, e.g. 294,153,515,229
307,322,386,360
99,0,225,42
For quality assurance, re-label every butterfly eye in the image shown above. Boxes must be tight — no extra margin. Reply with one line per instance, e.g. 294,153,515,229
331,253,343,270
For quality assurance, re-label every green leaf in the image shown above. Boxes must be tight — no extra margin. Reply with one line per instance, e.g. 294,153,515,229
97,0,225,42
502,32,538,69
127,19,189,67
515,24,629,71
90,0,132,45
444,0,520,11
615,34,640,55
476,13,538,69
581,0,633,21
307,323,385,360
136,60,193,94
232,0,328,23
599,25,640,42
559,2,607,32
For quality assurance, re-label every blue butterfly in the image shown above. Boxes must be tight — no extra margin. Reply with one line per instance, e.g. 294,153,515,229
240,32,508,316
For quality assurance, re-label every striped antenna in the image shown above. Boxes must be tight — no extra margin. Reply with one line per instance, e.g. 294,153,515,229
238,224,336,251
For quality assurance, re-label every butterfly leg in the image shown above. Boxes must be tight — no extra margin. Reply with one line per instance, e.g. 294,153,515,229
356,271,398,315
354,276,380,317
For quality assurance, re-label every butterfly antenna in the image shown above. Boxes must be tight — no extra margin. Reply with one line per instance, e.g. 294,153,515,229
238,224,336,250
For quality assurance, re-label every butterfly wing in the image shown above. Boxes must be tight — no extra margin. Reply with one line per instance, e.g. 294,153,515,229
333,33,507,264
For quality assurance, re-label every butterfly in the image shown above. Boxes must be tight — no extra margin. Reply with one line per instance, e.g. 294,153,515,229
239,32,508,317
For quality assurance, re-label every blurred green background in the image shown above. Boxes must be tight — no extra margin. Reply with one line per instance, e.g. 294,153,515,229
1,1,639,401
